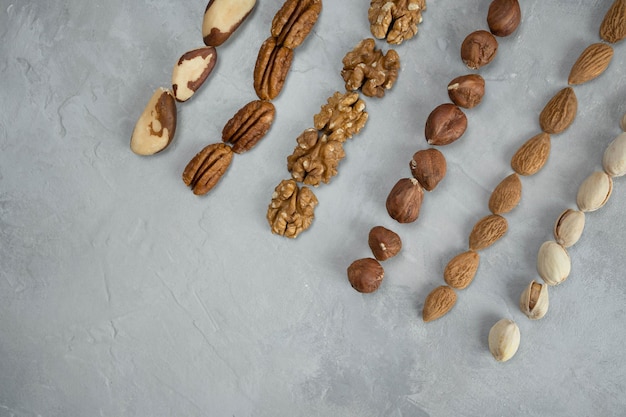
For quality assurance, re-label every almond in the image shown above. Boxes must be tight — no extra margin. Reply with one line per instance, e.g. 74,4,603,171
443,250,480,289
422,285,457,322
568,43,614,85
468,214,508,251
539,87,578,134
600,0,626,44
510,132,551,176
488,173,522,215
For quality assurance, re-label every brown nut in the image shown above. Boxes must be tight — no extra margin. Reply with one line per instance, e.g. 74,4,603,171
487,0,521,37
539,87,578,134
182,143,233,195
422,285,457,322
447,74,485,109
409,148,447,191
271,0,322,49
368,0,427,45
172,47,217,102
386,178,424,223
347,258,385,293
287,129,346,186
341,38,401,98
368,226,402,261
600,0,626,44
313,91,369,143
130,88,177,156
468,214,508,251
253,36,294,101
425,103,468,146
460,30,498,69
202,0,257,46
267,179,318,238
222,100,276,154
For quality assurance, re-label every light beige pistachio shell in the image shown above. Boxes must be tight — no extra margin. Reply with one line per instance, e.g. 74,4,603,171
519,280,549,320
603,132,626,177
537,241,571,286
576,171,613,212
488,319,521,362
621,112,626,132
554,209,585,247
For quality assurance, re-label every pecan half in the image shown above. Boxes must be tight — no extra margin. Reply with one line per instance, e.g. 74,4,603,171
253,36,294,101
271,0,322,49
182,143,233,195
287,129,346,186
313,91,369,143
267,179,318,238
369,0,427,45
222,100,276,153
341,38,401,98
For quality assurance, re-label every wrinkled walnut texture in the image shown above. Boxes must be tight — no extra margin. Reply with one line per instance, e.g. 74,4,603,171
341,38,401,98
287,129,346,186
267,179,318,238
368,0,427,45
313,91,369,143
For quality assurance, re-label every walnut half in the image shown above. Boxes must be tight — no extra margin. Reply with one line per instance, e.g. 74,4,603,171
368,0,427,45
267,179,318,238
313,91,369,143
341,38,401,98
287,129,346,187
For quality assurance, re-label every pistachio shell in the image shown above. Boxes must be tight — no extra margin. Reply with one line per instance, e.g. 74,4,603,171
553,209,585,247
576,171,613,212
603,132,626,177
488,318,520,362
537,241,571,286
519,280,549,320
620,112,626,132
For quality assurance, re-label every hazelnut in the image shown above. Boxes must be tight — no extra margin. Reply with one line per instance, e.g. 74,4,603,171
368,226,402,261
425,103,468,146
487,0,521,37
347,258,385,293
386,178,424,223
447,74,486,109
410,148,447,191
460,30,498,70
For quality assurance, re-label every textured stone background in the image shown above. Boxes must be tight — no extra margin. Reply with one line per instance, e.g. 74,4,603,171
1,0,625,416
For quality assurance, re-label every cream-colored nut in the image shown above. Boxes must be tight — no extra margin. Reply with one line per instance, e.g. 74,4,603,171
603,132,626,177
620,112,626,132
553,209,585,248
488,318,520,362
519,280,549,320
130,88,177,155
172,47,217,102
537,241,571,286
202,0,256,46
576,171,613,212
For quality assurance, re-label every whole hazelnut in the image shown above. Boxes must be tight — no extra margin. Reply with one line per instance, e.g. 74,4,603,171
425,103,468,146
386,178,425,223
410,148,447,191
460,30,498,69
447,74,486,109
487,0,521,37
368,226,402,261
347,258,385,293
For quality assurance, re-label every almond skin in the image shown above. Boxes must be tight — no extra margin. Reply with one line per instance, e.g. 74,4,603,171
468,214,508,251
444,250,480,290
488,173,522,214
510,132,551,176
539,87,578,134
423,285,457,322
600,0,626,43
568,43,614,85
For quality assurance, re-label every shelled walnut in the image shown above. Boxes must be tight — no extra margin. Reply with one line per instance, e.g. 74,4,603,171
368,0,427,45
267,179,318,238
313,91,369,142
341,38,401,98
287,129,346,186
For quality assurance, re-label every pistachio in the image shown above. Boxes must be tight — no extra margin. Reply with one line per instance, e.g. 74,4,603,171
621,112,626,132
576,171,613,212
553,209,585,248
602,132,626,177
537,241,571,286
519,280,549,320
488,318,521,362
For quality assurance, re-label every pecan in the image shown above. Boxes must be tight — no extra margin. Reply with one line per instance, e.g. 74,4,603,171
222,100,276,153
313,91,369,143
287,129,346,186
341,38,401,98
369,0,427,45
182,143,233,195
267,179,318,238
271,0,322,49
253,36,294,101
